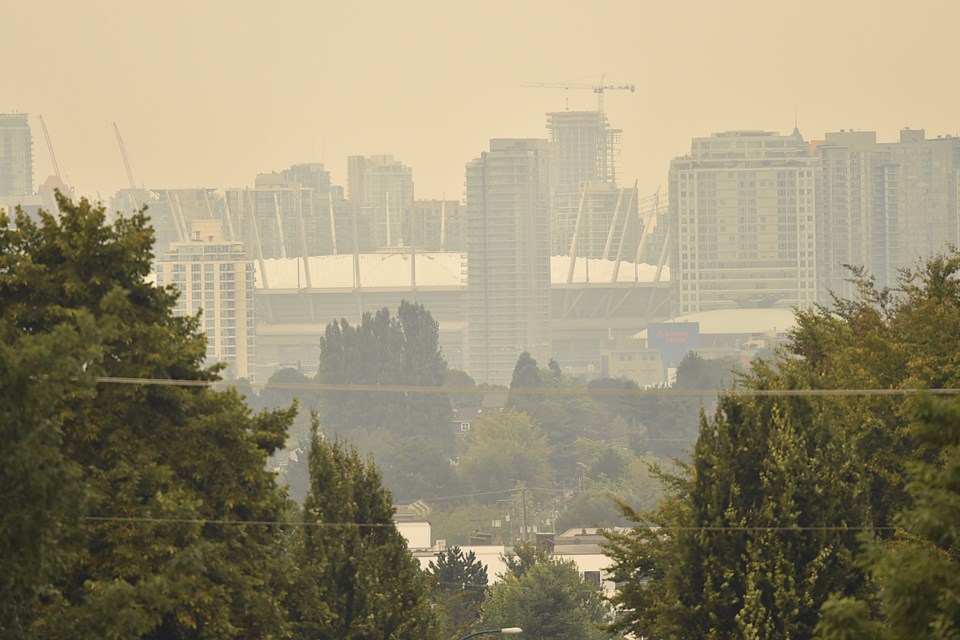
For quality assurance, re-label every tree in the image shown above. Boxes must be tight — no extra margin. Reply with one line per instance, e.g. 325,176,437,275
457,410,553,495
817,395,960,639
317,300,451,436
481,556,612,640
0,316,97,637
1,196,296,637
428,546,489,638
501,541,551,580
289,417,440,639
605,251,960,638
316,301,456,499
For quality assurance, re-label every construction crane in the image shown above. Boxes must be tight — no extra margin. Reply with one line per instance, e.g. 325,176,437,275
38,115,62,181
521,74,635,114
112,122,139,190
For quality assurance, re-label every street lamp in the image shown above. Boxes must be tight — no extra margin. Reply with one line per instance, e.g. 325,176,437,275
459,628,523,639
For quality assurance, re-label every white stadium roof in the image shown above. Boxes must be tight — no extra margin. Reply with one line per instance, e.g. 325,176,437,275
256,252,668,290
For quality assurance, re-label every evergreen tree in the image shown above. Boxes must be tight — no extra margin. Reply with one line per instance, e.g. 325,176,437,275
290,417,440,639
428,546,488,638
500,541,551,580
605,252,960,639
817,395,960,639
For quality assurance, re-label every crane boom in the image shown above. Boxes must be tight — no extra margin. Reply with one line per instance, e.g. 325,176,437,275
521,74,635,113
112,122,138,190
38,115,62,181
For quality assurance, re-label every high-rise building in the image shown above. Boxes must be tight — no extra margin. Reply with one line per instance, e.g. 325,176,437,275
547,111,620,193
225,163,344,260
465,139,552,384
670,130,820,314
409,199,465,251
885,129,960,271
815,128,960,302
0,113,33,196
155,220,257,380
816,131,899,301
347,155,414,249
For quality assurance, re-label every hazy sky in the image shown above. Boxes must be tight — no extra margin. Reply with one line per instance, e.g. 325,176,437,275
7,0,959,201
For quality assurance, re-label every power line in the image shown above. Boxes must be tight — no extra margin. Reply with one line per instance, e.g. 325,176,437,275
93,376,960,398
81,515,395,528
79,515,900,534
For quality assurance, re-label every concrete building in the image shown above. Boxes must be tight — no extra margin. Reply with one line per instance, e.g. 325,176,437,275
547,110,620,193
815,131,899,301
224,166,342,261
0,113,33,196
465,139,553,385
885,129,960,273
155,220,257,380
815,128,960,303
347,155,414,250
670,129,820,314
601,307,796,386
409,199,465,251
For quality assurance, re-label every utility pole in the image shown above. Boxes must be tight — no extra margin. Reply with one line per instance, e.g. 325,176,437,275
520,487,528,544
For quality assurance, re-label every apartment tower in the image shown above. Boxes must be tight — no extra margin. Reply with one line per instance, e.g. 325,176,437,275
465,139,552,384
670,130,820,313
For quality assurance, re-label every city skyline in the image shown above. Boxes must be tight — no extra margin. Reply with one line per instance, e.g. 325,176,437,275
5,0,958,201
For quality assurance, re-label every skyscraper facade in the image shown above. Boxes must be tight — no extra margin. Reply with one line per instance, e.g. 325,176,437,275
347,154,414,249
0,113,33,196
155,220,256,380
815,128,960,302
816,131,899,301
670,130,820,314
465,139,552,384
886,129,960,271
547,110,619,192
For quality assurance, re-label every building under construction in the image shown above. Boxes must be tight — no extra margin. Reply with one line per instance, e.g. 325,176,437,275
547,110,622,193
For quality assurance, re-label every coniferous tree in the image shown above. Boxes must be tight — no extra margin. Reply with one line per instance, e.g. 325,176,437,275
290,416,440,639
817,395,960,639
428,546,488,637
605,252,960,639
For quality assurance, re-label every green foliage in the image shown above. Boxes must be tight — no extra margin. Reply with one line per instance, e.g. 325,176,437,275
508,354,627,480
458,410,553,494
0,317,97,636
316,301,456,499
817,395,960,639
428,546,488,637
482,556,612,640
501,541,551,580
605,251,960,639
317,300,451,435
350,427,458,501
1,196,297,638
290,417,440,639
